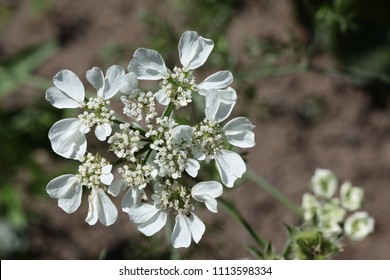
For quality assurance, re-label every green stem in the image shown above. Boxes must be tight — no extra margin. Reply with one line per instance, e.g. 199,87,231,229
245,169,303,218
219,197,267,248
142,147,153,164
162,101,175,118
112,119,147,135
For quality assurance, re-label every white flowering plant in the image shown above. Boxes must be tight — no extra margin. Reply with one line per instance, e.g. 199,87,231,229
45,30,374,258
45,31,255,249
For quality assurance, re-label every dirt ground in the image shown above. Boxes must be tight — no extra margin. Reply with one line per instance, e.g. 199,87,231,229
1,0,389,259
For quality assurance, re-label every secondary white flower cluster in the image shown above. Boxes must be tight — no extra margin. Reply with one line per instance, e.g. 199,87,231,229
45,31,255,248
302,168,374,242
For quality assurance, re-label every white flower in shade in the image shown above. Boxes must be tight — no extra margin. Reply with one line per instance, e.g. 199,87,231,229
46,153,117,226
128,30,233,108
192,89,255,187
311,168,338,199
344,211,374,241
340,181,364,211
123,180,222,248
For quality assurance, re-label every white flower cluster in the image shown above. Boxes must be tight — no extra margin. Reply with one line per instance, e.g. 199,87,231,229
45,31,255,248
302,168,374,242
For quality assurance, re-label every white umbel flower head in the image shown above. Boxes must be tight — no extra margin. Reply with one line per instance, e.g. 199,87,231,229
311,168,338,199
344,211,374,241
46,153,117,226
123,180,222,248
128,31,233,108
46,66,125,159
340,181,364,211
192,89,255,187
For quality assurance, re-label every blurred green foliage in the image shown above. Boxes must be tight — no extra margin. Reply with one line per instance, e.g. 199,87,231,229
0,1,58,254
296,0,390,85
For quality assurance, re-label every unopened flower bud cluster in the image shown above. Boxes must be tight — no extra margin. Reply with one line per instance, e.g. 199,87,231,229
302,168,374,242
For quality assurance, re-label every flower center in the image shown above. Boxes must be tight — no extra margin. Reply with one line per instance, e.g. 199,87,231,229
118,163,156,189
157,180,192,215
162,67,196,108
108,123,141,161
121,90,158,123
193,119,226,159
78,97,115,130
77,153,110,190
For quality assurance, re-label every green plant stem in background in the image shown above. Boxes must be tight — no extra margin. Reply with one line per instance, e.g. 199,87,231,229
245,169,303,218
219,197,267,248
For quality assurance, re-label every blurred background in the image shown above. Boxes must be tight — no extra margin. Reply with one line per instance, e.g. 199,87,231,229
1,0,390,259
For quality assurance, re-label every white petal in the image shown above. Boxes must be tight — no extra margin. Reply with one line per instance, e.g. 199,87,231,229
119,72,138,95
138,210,167,236
122,188,147,214
215,149,246,188
79,122,90,134
86,67,105,97
95,123,112,141
155,90,170,105
100,173,114,186
171,125,193,145
205,88,237,123
46,174,82,213
127,203,160,224
103,65,125,99
101,164,112,174
197,194,218,213
192,147,206,160
223,117,256,148
48,118,86,160
171,214,192,248
192,181,223,198
192,181,222,213
198,71,233,95
185,158,200,178
45,87,83,109
85,190,98,225
128,48,168,80
86,188,117,226
51,70,85,106
108,179,124,197
178,31,214,70
187,213,205,243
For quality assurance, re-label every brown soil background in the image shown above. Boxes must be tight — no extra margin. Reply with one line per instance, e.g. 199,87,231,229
1,0,389,259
